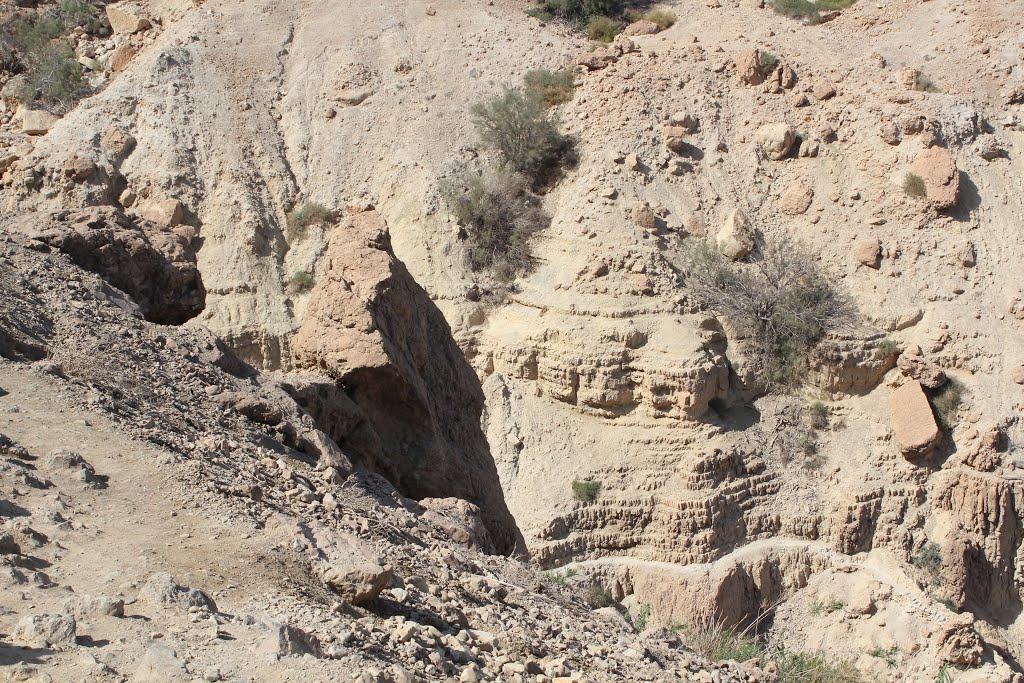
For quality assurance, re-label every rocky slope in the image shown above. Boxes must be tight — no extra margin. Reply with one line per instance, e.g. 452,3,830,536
0,0,1023,681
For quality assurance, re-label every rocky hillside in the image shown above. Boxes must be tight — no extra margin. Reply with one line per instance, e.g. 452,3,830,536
0,0,1023,681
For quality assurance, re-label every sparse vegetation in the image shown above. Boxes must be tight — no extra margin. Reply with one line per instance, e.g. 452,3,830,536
545,567,577,586
685,238,856,389
761,51,780,77
867,646,899,668
443,170,550,278
770,0,857,24
286,202,332,239
572,479,601,503
676,612,861,682
60,0,103,32
935,665,954,683
523,68,576,107
876,338,901,356
808,401,829,430
286,271,315,294
471,87,575,185
524,7,555,21
903,172,928,199
641,9,677,30
5,13,86,112
628,603,652,631
929,377,964,429
586,582,615,608
538,0,622,24
913,542,943,585
586,15,621,42
913,72,940,93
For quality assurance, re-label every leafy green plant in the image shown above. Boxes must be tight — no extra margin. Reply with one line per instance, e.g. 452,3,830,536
286,202,332,239
903,173,927,198
685,238,856,390
586,582,615,608
808,401,829,430
629,603,652,631
60,0,103,32
471,88,575,185
525,7,554,21
286,271,315,294
935,664,954,683
929,378,964,429
545,567,577,586
523,68,576,107
541,0,622,24
867,646,899,668
572,479,601,503
443,170,549,278
586,15,621,42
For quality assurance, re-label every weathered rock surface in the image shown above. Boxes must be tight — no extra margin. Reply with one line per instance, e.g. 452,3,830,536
290,208,521,554
910,147,961,210
889,380,941,457
755,123,796,160
716,209,754,260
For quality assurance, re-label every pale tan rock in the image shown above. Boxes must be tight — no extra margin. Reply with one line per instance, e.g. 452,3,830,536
735,48,763,85
137,199,184,227
622,20,659,36
716,209,754,260
1012,365,1024,385
889,380,941,457
779,181,813,215
681,212,707,237
21,109,58,136
755,123,796,160
109,43,138,72
106,4,151,34
910,147,960,210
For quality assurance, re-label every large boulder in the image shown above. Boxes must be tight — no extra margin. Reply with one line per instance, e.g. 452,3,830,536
105,4,151,34
13,613,76,650
910,147,961,210
8,207,204,325
139,572,217,612
735,49,764,86
716,209,754,261
889,380,941,457
779,181,813,215
258,623,322,659
290,208,522,555
21,109,59,136
755,124,796,160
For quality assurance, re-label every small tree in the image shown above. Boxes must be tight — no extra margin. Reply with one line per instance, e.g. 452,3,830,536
685,238,855,389
7,14,85,112
471,88,574,185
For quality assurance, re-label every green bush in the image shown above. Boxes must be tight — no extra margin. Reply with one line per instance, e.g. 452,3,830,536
443,170,550,277
523,68,576,107
903,173,927,198
572,479,601,503
525,7,554,21
6,14,85,112
471,88,574,185
286,271,315,294
545,567,576,586
761,51,780,76
770,0,856,24
629,603,651,631
586,15,621,42
685,238,856,389
60,0,103,33
808,401,829,430
286,202,332,238
876,338,901,356
913,541,942,584
541,0,621,23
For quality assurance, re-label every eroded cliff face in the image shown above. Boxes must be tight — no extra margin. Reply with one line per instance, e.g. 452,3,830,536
288,207,522,555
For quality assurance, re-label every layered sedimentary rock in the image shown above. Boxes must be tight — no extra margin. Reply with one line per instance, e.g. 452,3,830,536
290,208,521,555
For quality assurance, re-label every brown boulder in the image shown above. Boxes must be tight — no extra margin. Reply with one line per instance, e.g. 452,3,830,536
853,238,881,268
622,19,659,36
290,209,522,554
910,147,960,210
897,352,947,389
889,380,941,457
136,198,184,227
716,209,754,261
735,49,763,85
105,4,151,34
755,123,796,160
109,43,138,72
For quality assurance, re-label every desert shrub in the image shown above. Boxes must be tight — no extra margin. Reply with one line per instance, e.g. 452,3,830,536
808,401,829,430
769,641,861,683
629,603,651,631
525,7,555,21
876,338,900,356
903,172,927,198
6,14,85,111
868,646,899,668
572,479,601,503
586,15,621,42
675,613,763,663
685,238,856,389
761,51,780,76
60,0,103,32
770,0,856,24
643,9,677,30
913,541,942,584
928,378,964,429
586,583,615,608
935,665,954,683
523,68,576,107
286,202,331,238
286,271,315,294
471,88,574,184
541,0,621,23
545,567,577,586
913,72,940,93
443,170,550,277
